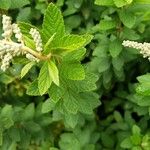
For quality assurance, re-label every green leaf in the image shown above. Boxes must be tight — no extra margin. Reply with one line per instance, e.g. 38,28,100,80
0,0,11,9
26,80,40,96
61,63,85,80
121,137,133,148
113,0,127,7
0,74,14,84
64,113,79,128
130,134,142,145
38,62,52,95
119,10,136,28
42,3,65,43
109,39,122,57
22,103,35,121
63,48,86,62
50,35,86,53
17,7,31,22
95,0,114,6
24,121,41,132
132,125,141,135
78,92,100,114
59,133,81,150
63,90,100,114
99,20,116,30
21,62,35,78
42,98,56,113
0,128,3,146
135,0,150,4
47,60,59,86
44,33,56,54
10,0,30,9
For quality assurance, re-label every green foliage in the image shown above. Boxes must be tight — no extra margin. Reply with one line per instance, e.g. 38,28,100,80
0,0,150,149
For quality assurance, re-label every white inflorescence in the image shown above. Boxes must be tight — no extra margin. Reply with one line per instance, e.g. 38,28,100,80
0,15,44,71
1,53,13,71
2,15,12,40
122,40,150,61
12,23,23,42
29,28,43,52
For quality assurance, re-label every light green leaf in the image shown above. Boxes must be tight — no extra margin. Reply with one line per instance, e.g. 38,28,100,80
50,35,86,53
121,137,133,148
48,60,59,86
95,0,114,6
135,0,150,4
38,62,52,95
61,63,85,80
132,125,141,135
113,0,127,7
42,3,65,43
21,62,35,78
63,48,86,62
44,33,56,54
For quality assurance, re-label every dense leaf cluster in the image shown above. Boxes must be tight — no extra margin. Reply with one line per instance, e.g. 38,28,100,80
0,0,150,150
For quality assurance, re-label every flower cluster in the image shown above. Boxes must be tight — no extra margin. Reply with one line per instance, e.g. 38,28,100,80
29,28,43,52
2,15,12,40
0,15,44,71
12,23,23,42
122,40,150,61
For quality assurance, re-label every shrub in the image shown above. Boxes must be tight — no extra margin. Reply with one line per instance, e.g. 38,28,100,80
0,0,150,149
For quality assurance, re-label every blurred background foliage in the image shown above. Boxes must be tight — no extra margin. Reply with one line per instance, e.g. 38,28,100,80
0,0,150,149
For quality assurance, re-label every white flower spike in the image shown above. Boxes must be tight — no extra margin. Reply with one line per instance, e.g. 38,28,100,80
0,15,49,72
2,15,12,40
29,28,43,52
122,40,150,61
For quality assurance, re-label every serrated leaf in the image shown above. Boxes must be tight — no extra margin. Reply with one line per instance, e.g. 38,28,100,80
61,63,85,80
78,92,100,114
48,60,59,86
63,48,86,62
42,3,65,43
21,62,35,78
38,62,52,95
50,35,86,53
109,39,122,57
26,80,40,96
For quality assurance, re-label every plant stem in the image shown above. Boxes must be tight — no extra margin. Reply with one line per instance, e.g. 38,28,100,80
0,40,51,60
